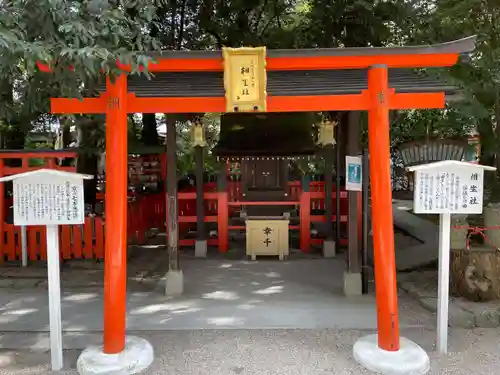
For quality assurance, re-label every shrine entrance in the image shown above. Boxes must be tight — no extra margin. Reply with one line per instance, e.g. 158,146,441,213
40,36,476,367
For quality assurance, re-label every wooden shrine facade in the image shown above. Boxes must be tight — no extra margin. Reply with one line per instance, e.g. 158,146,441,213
40,36,476,357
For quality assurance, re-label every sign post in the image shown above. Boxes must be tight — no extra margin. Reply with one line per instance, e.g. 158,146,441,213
0,169,92,371
408,161,496,355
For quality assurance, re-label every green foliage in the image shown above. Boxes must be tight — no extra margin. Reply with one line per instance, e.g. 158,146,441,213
0,0,165,139
0,0,493,186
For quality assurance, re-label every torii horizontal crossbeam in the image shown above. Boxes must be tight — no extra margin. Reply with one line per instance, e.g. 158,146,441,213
50,90,445,114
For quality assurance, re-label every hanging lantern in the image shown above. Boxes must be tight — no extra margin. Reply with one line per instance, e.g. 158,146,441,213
317,120,337,147
190,118,207,147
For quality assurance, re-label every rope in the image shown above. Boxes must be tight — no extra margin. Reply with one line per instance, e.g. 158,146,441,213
451,225,500,251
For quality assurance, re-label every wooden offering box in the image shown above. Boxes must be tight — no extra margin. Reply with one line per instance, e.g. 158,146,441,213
246,218,289,260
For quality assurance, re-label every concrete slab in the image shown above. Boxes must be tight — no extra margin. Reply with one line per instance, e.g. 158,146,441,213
194,240,207,258
353,334,430,375
77,336,153,375
0,258,434,333
322,240,336,258
165,270,183,296
343,272,362,296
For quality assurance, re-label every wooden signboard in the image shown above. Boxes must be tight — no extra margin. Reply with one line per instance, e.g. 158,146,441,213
223,47,267,112
0,169,93,371
408,161,496,356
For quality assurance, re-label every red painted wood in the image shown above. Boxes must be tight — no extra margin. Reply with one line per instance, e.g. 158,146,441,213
61,225,71,259
84,218,94,259
300,191,311,252
72,225,83,259
28,227,38,261
5,225,15,261
95,217,104,259
39,226,47,260
218,192,229,253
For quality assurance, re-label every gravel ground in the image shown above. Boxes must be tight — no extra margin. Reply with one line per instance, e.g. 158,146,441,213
1,328,499,375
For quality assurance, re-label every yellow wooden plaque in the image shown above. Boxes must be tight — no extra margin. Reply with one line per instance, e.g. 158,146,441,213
222,47,267,112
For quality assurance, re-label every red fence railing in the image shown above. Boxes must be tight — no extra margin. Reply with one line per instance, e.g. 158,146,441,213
1,180,352,262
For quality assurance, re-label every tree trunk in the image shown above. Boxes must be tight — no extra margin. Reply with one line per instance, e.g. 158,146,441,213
141,113,159,146
451,247,500,302
60,116,73,166
76,116,101,206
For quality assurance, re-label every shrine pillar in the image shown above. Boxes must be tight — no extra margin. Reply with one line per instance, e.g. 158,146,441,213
323,144,335,257
165,116,183,296
77,74,155,375
352,65,430,375
217,159,229,253
192,118,207,258
317,119,336,257
344,111,362,296
103,74,128,353
367,65,400,351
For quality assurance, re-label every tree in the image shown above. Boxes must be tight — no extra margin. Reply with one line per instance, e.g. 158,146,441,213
0,0,165,147
403,0,499,163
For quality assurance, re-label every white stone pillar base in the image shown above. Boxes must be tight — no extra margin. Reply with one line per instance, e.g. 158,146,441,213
165,270,184,296
343,272,362,296
195,240,208,258
353,334,430,375
77,336,154,375
323,240,336,258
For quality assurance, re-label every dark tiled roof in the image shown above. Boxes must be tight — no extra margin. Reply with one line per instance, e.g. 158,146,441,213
124,68,456,98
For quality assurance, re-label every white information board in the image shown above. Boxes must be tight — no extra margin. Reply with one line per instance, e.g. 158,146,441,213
13,174,85,226
0,169,92,371
413,165,484,215
409,161,496,356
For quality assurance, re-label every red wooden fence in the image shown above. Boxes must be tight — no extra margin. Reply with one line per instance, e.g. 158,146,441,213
1,180,351,262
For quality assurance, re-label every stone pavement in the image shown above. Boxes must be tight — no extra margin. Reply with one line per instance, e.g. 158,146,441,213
1,328,500,375
0,258,434,334
398,270,500,328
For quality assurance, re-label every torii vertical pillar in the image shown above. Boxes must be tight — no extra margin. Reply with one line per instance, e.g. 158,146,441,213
76,75,154,375
352,66,430,375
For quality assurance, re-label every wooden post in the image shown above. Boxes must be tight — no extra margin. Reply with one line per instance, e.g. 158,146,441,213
46,224,63,370
361,150,370,294
217,162,229,252
166,116,179,270
195,146,205,240
335,121,342,243
300,175,311,252
103,74,127,354
347,111,361,274
368,65,400,351
324,147,334,239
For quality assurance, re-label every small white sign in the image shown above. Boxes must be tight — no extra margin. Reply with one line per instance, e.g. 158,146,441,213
346,155,362,191
13,174,85,226
413,164,485,215
0,169,92,372
408,160,496,356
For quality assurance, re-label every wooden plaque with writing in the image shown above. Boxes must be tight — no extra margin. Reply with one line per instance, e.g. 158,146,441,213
222,47,267,112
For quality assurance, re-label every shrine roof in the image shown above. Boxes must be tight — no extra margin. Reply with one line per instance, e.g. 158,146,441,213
147,36,475,59
124,68,458,98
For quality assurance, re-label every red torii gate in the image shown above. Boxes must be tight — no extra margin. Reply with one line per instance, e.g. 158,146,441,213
40,36,475,374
